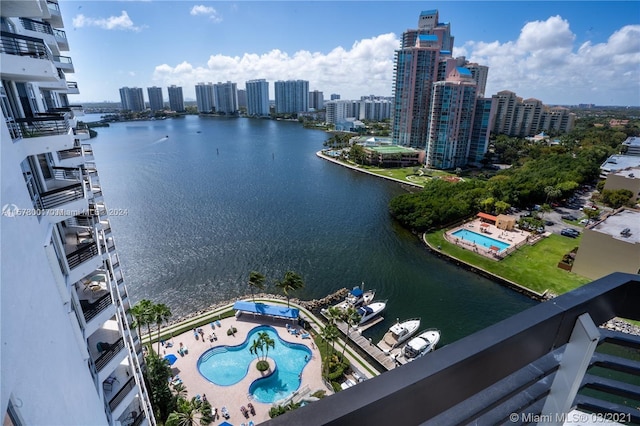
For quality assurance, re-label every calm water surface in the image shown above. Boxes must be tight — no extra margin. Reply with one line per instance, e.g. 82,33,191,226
89,114,536,344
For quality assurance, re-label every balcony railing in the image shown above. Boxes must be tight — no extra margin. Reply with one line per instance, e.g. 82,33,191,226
67,81,78,90
269,272,640,425
109,377,135,411
66,242,98,270
95,337,125,372
36,182,83,210
14,115,70,138
47,0,60,13
54,29,66,40
58,147,82,160
53,55,72,65
0,31,51,60
51,166,82,181
19,18,54,35
81,292,113,323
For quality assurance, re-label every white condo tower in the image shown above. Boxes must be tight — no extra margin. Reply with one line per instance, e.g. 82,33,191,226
1,1,155,424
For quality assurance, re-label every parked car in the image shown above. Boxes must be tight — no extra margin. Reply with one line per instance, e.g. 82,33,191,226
562,215,578,221
544,221,554,226
561,228,580,238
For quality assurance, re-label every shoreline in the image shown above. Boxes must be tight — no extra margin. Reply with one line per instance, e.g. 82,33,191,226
315,151,424,188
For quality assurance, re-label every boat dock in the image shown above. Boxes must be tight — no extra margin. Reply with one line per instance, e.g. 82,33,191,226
321,309,398,371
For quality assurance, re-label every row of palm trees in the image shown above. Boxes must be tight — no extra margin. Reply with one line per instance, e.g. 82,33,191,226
130,299,172,354
320,305,361,377
248,270,305,307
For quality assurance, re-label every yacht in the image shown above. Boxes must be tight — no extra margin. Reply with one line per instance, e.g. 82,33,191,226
376,318,421,353
345,285,376,307
357,301,387,324
400,329,441,363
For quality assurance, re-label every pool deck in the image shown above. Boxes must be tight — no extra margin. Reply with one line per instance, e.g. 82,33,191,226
158,313,327,423
446,219,531,259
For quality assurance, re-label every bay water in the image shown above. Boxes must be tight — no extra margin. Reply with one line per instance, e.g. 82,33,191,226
89,114,536,344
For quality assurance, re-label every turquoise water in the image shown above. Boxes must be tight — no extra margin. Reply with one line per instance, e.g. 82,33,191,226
197,325,311,396
451,229,510,251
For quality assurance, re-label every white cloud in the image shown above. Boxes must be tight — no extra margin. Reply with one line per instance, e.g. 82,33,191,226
190,5,222,23
462,16,640,104
72,11,144,32
152,33,399,99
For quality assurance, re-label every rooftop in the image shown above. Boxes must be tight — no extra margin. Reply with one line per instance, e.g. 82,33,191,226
622,136,640,149
366,145,420,154
590,208,640,244
600,155,640,173
610,167,640,180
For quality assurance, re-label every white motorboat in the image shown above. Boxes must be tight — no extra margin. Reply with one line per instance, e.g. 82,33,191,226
377,318,421,352
401,328,441,362
357,300,386,324
344,285,376,307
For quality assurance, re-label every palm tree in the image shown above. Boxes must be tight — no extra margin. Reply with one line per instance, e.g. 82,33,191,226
130,299,153,347
341,306,361,358
166,397,212,426
248,271,266,303
249,338,264,360
275,271,305,307
321,324,339,377
153,303,173,354
260,332,275,361
325,306,343,326
544,185,562,204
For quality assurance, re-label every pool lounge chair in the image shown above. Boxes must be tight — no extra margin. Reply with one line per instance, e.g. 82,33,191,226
247,402,255,416
221,406,230,419
301,332,310,339
241,406,249,418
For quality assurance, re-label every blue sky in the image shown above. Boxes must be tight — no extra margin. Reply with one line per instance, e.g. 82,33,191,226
61,1,640,105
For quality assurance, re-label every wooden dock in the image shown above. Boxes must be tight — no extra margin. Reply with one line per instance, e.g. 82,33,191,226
342,322,398,370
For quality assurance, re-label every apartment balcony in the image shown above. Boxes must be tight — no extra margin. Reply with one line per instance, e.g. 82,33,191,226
66,81,79,94
44,0,63,28
14,115,76,154
270,272,640,425
18,17,61,55
0,31,59,81
53,55,73,73
1,0,46,18
116,397,149,426
89,326,127,376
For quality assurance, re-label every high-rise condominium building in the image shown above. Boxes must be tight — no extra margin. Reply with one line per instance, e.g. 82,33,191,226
147,86,164,111
330,93,341,100
309,90,325,110
237,89,247,109
391,10,492,169
245,79,270,116
274,80,309,114
167,85,185,112
491,90,576,137
325,100,354,124
195,82,216,113
1,1,154,424
119,87,145,112
213,81,239,115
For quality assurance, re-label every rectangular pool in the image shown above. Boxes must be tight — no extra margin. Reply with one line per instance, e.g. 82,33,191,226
451,229,510,251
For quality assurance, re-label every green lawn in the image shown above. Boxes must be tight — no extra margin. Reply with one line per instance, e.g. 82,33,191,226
425,231,591,295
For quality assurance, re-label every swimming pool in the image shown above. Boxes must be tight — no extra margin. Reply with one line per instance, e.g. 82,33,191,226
197,325,311,402
451,229,510,251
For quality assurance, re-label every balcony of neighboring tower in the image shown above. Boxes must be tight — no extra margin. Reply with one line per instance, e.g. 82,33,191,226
53,55,74,73
66,81,79,94
44,0,64,28
0,31,60,81
18,17,68,53
104,364,143,420
88,319,128,376
1,1,46,18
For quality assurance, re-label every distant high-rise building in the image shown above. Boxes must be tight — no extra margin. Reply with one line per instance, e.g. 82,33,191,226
147,86,164,111
359,100,392,121
330,93,341,100
426,68,478,169
469,98,496,165
491,90,575,137
391,10,491,168
195,82,216,113
214,81,238,114
168,85,185,112
246,79,270,116
309,90,324,110
118,87,145,112
237,89,247,109
326,100,353,124
274,80,309,114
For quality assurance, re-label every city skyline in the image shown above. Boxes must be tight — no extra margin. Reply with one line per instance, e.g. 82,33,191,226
62,1,639,106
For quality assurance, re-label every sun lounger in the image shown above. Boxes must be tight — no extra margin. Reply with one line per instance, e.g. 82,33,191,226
301,332,310,339
241,406,249,418
247,402,255,416
221,406,230,419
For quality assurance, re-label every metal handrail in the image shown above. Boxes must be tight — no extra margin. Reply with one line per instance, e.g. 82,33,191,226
0,31,51,60
109,377,135,411
15,115,70,138
95,337,125,372
19,18,54,35
66,242,98,270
